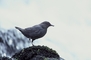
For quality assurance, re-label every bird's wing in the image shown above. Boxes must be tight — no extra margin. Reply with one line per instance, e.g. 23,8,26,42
24,25,43,36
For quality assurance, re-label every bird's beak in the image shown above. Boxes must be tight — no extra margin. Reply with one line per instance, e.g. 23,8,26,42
51,25,54,27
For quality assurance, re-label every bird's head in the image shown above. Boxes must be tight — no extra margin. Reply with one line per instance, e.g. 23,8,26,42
41,21,54,28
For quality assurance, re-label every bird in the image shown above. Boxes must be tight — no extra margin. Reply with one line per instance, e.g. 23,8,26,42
15,21,54,46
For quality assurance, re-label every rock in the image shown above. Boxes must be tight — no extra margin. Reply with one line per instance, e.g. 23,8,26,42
0,56,12,60
12,46,64,60
0,28,64,60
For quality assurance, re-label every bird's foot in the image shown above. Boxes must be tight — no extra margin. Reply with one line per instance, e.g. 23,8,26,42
32,43,34,46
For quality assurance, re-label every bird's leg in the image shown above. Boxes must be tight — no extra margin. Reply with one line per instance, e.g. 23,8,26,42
29,38,33,46
29,38,34,46
29,38,31,41
31,39,34,46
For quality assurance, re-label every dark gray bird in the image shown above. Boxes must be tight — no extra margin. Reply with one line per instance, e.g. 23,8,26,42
15,21,54,46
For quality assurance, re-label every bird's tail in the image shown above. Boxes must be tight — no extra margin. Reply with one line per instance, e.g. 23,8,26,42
15,27,23,32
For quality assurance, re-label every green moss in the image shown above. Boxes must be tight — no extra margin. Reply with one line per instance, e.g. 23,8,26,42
44,58,47,60
37,49,40,52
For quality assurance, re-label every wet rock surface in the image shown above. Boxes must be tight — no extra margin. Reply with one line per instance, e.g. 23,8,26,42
0,28,30,57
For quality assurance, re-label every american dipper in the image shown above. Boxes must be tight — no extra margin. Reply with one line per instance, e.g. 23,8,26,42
15,21,54,46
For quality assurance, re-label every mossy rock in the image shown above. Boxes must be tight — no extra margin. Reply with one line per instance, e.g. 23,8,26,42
12,45,61,60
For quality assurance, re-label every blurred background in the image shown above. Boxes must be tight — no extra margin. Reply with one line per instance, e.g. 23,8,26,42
0,0,91,60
